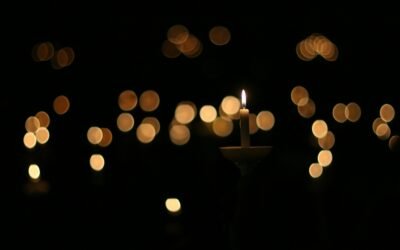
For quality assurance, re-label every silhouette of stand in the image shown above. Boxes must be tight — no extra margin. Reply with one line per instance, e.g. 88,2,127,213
220,146,272,250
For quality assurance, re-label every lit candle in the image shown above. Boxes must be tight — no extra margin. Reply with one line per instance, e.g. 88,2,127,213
240,89,250,147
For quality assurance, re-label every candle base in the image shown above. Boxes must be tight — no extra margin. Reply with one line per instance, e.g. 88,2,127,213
219,145,272,249
219,146,272,175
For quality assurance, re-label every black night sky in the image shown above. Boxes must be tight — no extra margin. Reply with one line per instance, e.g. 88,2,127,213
2,4,400,249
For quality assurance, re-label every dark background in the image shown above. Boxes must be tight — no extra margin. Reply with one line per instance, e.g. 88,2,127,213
2,4,400,249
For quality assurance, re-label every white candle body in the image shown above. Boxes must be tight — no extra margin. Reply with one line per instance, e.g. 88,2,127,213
240,108,250,147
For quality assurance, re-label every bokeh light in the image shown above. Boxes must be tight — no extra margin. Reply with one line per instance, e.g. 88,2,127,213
117,113,134,132
87,126,103,145
167,25,189,45
142,117,160,134
99,128,113,147
209,26,231,46
389,135,400,151
312,120,328,139
200,105,217,123
309,163,323,178
256,111,275,131
376,123,391,140
52,47,75,69
249,113,258,135
332,103,347,123
90,154,105,171
35,111,50,128
169,124,190,145
177,34,201,57
32,42,54,62
53,95,70,115
318,131,335,150
175,102,197,124
165,198,181,214
296,38,317,61
212,117,233,137
380,104,395,123
25,116,40,132
118,90,138,111
139,90,160,112
221,96,240,116
297,99,315,118
36,127,50,144
23,132,37,149
345,102,361,122
296,34,338,62
28,164,41,180
291,86,309,106
162,40,181,59
136,123,156,144
372,118,385,134
318,150,333,167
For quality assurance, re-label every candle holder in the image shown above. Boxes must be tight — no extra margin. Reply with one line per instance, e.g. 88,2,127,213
219,146,272,175
219,145,272,249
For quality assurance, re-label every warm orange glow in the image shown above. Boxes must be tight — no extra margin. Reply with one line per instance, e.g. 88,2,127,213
314,36,338,61
318,150,333,167
136,123,156,144
221,96,240,116
209,26,231,46
296,40,317,61
90,154,105,171
142,117,160,135
169,124,190,145
36,127,50,144
23,132,37,149
309,163,323,178
118,90,138,111
87,126,103,145
312,120,328,139
199,105,217,123
380,104,395,123
28,164,41,180
139,90,160,112
175,102,197,124
35,111,50,128
372,117,385,134
33,42,54,62
295,41,307,61
290,86,309,106
53,95,70,115
25,116,40,132
318,131,335,150
297,34,338,62
256,111,275,131
332,103,347,123
177,34,200,56
167,25,189,45
99,128,113,147
117,113,134,132
297,99,315,118
249,113,258,135
183,38,203,58
52,47,75,69
165,198,181,213
161,40,181,59
345,102,361,122
389,135,400,151
212,117,233,137
376,123,391,140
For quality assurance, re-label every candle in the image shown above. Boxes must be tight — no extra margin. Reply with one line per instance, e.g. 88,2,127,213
240,89,250,147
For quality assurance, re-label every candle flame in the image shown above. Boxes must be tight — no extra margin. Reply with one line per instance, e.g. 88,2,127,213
241,89,246,108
